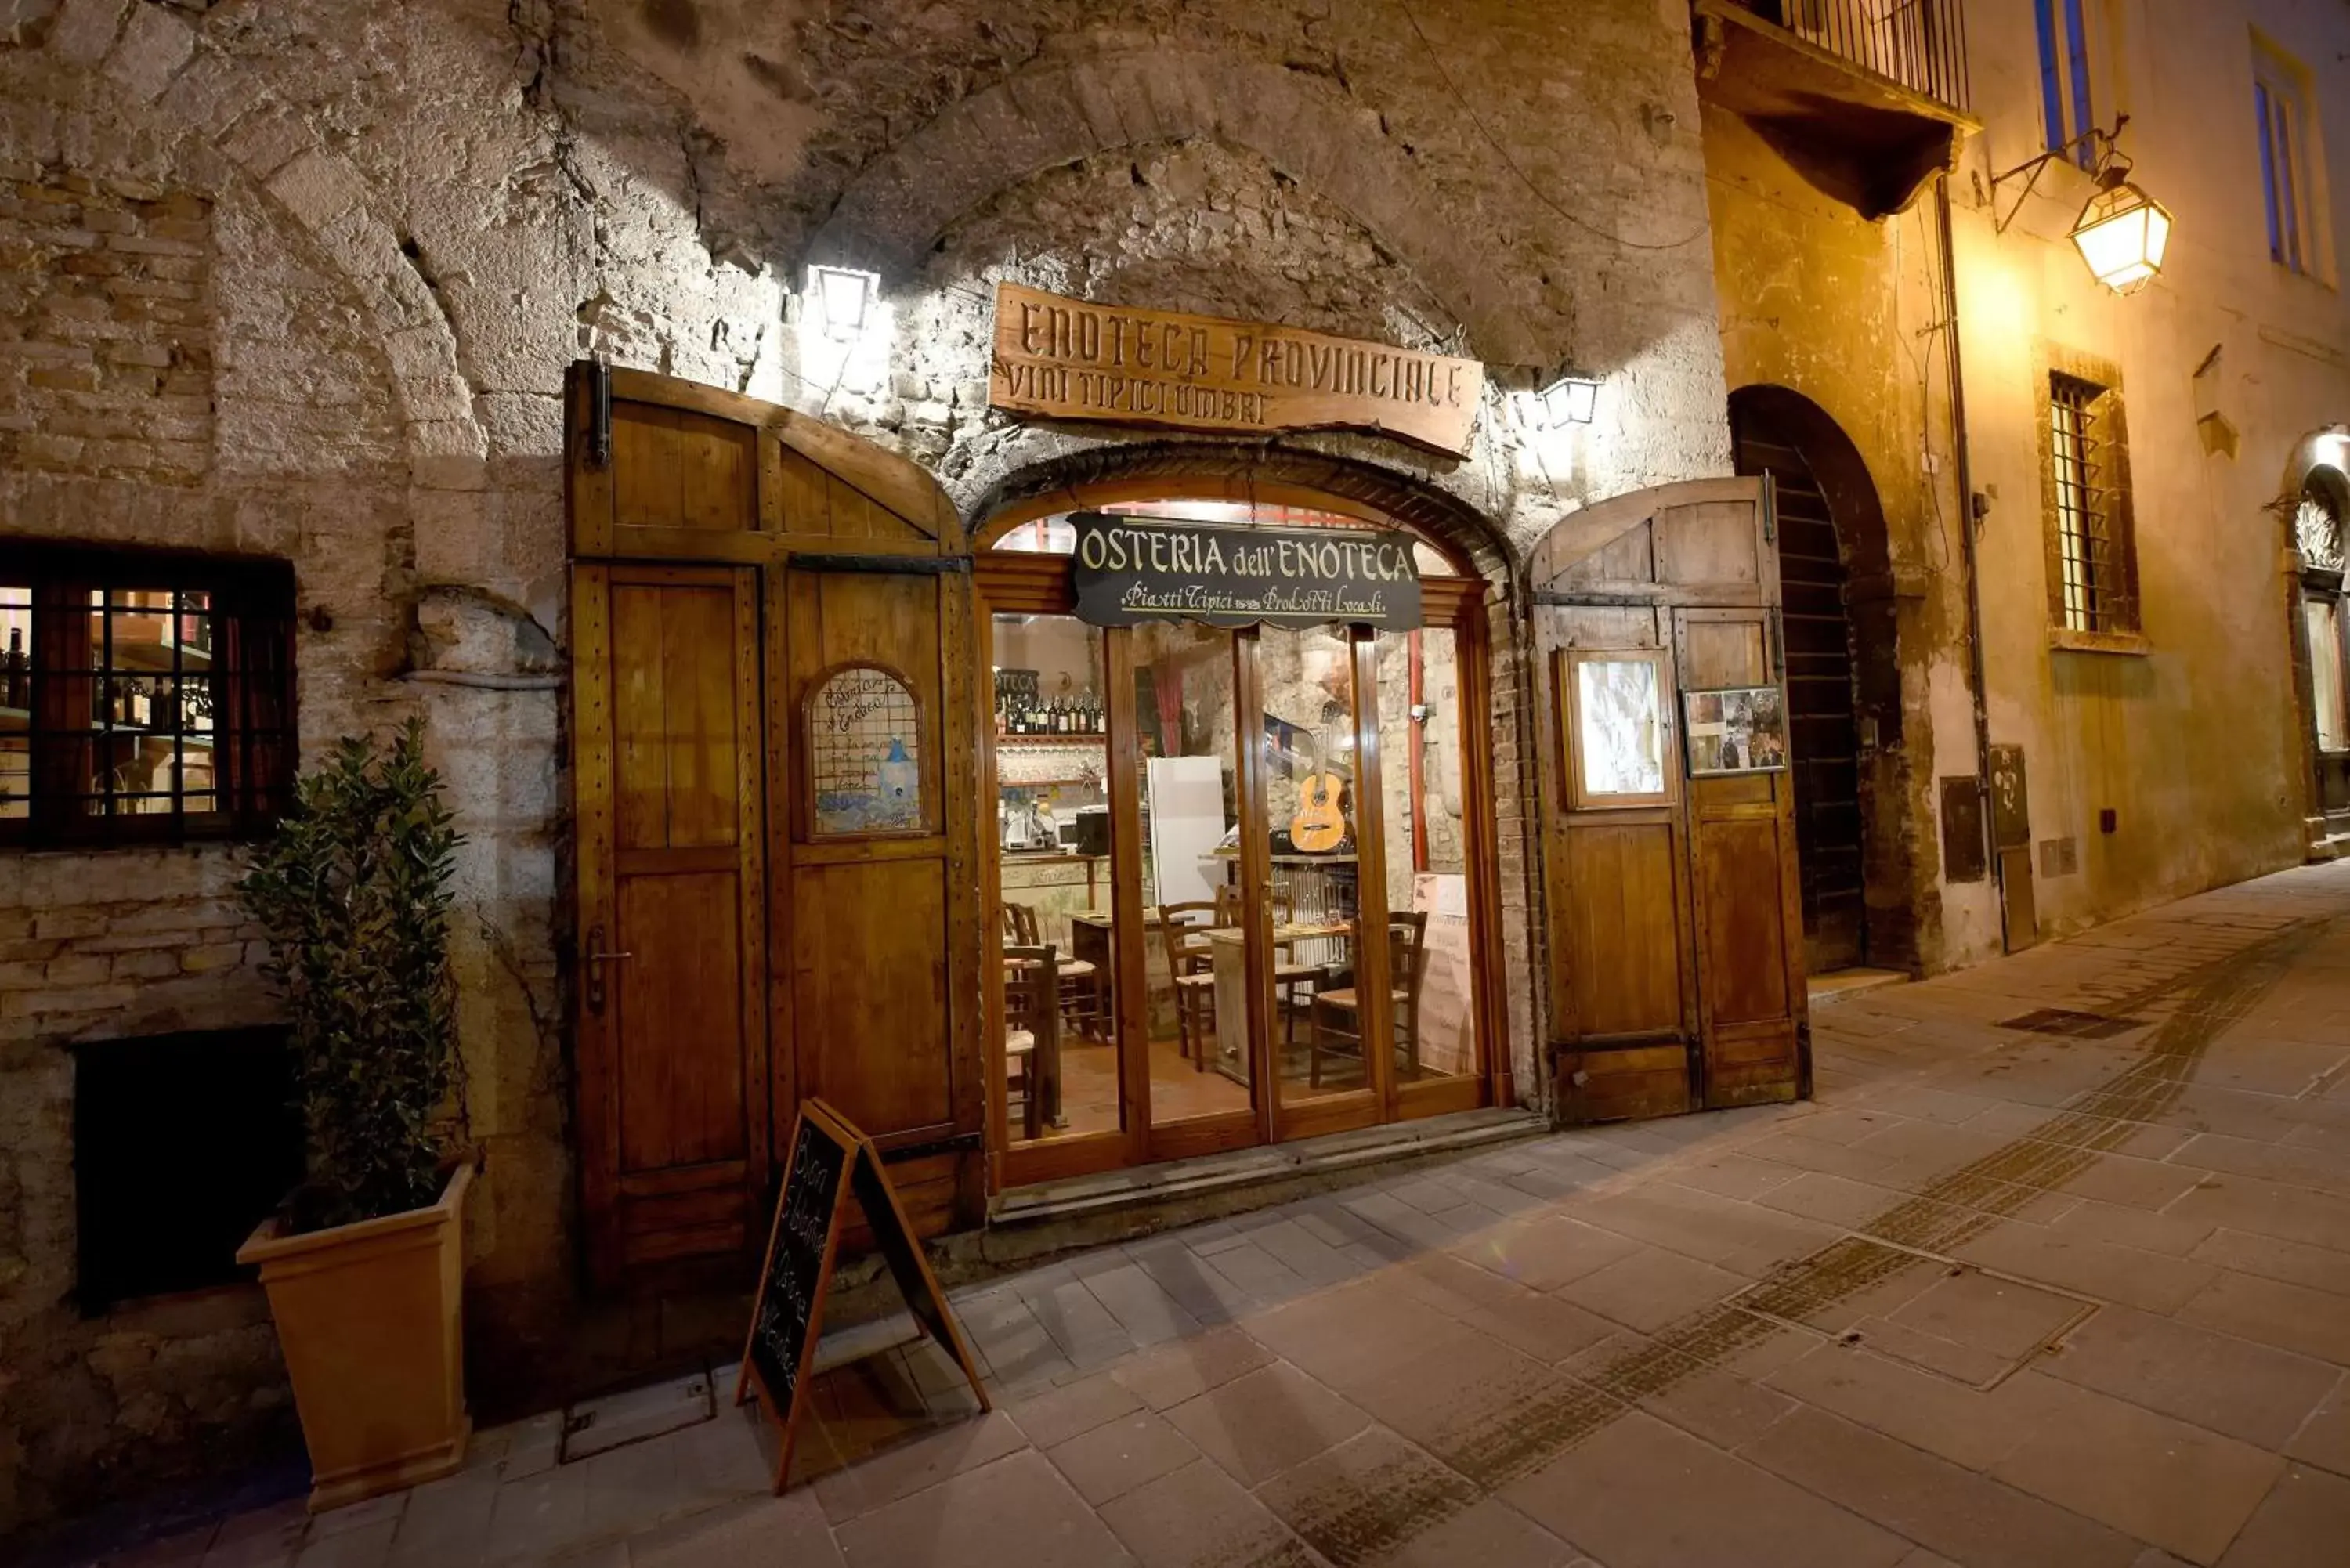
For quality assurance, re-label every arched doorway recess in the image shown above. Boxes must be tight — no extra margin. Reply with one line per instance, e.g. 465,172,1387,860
1727,386,1910,974
971,456,1513,1190
2290,462,2350,855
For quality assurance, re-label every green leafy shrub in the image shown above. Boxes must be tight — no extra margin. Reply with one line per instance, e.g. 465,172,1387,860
237,717,463,1233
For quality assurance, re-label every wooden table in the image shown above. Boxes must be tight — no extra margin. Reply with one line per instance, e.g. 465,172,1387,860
1203,922,1354,1087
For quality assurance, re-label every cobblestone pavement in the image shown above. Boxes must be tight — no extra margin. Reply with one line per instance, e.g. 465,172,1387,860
77,863,2350,1567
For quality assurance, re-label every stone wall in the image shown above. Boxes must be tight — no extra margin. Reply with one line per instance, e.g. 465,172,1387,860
0,0,1733,1536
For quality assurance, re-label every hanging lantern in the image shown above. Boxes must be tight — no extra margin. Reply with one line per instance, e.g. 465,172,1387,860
2069,176,2173,294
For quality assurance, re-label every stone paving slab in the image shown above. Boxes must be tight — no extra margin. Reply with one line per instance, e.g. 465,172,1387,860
49,862,2350,1567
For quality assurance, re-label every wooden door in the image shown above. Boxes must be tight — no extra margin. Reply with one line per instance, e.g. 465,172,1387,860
569,363,977,1285
1677,609,1808,1108
573,564,769,1285
1532,479,1808,1123
779,555,978,1238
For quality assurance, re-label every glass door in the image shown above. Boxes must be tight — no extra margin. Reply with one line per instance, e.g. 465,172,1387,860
979,507,1499,1188
1255,624,1383,1140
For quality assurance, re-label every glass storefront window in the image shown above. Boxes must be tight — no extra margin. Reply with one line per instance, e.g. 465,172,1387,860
992,613,1115,1144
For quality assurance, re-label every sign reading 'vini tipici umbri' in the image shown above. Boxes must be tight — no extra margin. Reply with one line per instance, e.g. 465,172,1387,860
989,282,1483,457
1070,511,1423,631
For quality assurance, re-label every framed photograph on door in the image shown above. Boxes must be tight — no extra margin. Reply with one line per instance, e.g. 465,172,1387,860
1682,685,1788,776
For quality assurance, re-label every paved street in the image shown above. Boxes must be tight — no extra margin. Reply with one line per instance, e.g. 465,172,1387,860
82,863,2350,1567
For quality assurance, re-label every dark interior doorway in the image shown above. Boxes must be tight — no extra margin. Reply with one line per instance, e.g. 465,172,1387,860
1730,386,1905,974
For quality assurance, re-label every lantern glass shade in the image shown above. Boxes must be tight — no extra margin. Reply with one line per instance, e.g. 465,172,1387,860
1538,374,1601,426
810,265,878,341
2070,180,2173,294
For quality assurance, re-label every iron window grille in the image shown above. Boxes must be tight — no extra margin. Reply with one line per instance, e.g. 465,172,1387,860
2045,371,2138,636
0,540,295,848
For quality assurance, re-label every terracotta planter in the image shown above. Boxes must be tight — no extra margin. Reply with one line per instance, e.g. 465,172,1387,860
238,1165,472,1512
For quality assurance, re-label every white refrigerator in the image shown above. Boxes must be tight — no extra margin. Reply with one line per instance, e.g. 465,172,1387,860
1144,755,1227,908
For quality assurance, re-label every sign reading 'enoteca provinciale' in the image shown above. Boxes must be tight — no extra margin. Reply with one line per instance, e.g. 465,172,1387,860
989,282,1483,458
1070,512,1423,632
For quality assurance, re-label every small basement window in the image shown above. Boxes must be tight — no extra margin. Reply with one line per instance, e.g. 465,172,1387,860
1,540,295,848
75,1028,304,1313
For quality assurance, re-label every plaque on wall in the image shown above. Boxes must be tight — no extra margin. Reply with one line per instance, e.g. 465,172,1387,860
1070,511,1422,631
1682,685,1788,775
989,282,1484,457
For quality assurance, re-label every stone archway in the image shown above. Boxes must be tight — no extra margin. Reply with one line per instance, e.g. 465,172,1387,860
967,439,1520,582
1728,385,1911,974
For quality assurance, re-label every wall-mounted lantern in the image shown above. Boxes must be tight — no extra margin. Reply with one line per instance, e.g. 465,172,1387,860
1991,114,2173,296
2069,175,2174,295
808,265,880,342
1537,373,1602,427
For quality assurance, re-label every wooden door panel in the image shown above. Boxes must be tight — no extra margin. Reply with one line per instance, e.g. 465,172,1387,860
616,870,748,1171
573,565,768,1287
791,849,952,1136
1695,815,1791,1024
779,449,928,544
1656,502,1763,588
613,583,744,851
612,403,757,533
1564,822,1683,1037
1680,619,1767,692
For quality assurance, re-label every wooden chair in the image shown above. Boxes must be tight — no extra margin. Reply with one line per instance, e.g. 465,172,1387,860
1004,900,1101,1042
1215,883,1321,1046
1308,912,1430,1089
1156,901,1219,1068
1003,943,1060,1140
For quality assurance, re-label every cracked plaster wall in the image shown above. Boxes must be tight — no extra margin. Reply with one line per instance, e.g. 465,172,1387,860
0,0,1734,1534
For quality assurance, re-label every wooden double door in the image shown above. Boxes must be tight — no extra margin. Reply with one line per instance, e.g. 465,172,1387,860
1535,479,1811,1122
567,366,982,1289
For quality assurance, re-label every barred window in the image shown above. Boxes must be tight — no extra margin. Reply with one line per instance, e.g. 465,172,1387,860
0,541,295,848
2046,372,2136,635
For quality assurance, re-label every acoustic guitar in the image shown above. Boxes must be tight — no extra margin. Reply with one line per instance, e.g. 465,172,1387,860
1289,728,1348,854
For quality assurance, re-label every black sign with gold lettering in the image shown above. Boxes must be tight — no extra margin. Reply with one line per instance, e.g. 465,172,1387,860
1069,512,1423,631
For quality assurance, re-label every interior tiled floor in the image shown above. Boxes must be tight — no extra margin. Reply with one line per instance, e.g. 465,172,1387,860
63,862,2350,1566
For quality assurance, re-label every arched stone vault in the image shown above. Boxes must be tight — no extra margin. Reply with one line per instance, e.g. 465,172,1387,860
30,1,489,486
807,46,1546,367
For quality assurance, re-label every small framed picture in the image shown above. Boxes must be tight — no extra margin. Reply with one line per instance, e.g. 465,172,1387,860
1682,685,1787,776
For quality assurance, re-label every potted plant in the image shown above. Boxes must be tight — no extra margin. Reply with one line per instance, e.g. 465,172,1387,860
235,717,472,1512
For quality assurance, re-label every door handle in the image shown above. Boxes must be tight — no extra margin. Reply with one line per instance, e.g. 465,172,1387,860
585,924,634,1014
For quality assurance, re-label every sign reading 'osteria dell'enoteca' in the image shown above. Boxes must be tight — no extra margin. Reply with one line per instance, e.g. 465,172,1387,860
1071,512,1422,631
989,282,1483,457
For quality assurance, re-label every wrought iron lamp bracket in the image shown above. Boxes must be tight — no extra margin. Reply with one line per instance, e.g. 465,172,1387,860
1989,114,2132,236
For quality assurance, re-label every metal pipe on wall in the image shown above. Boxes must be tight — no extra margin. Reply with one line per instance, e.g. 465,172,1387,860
1934,170,1999,941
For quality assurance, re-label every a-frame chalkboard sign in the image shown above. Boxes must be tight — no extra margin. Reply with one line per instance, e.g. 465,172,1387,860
735,1099,989,1492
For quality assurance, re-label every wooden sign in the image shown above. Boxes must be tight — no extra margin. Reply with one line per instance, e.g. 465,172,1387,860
990,281,1484,457
736,1100,988,1492
1071,511,1422,631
